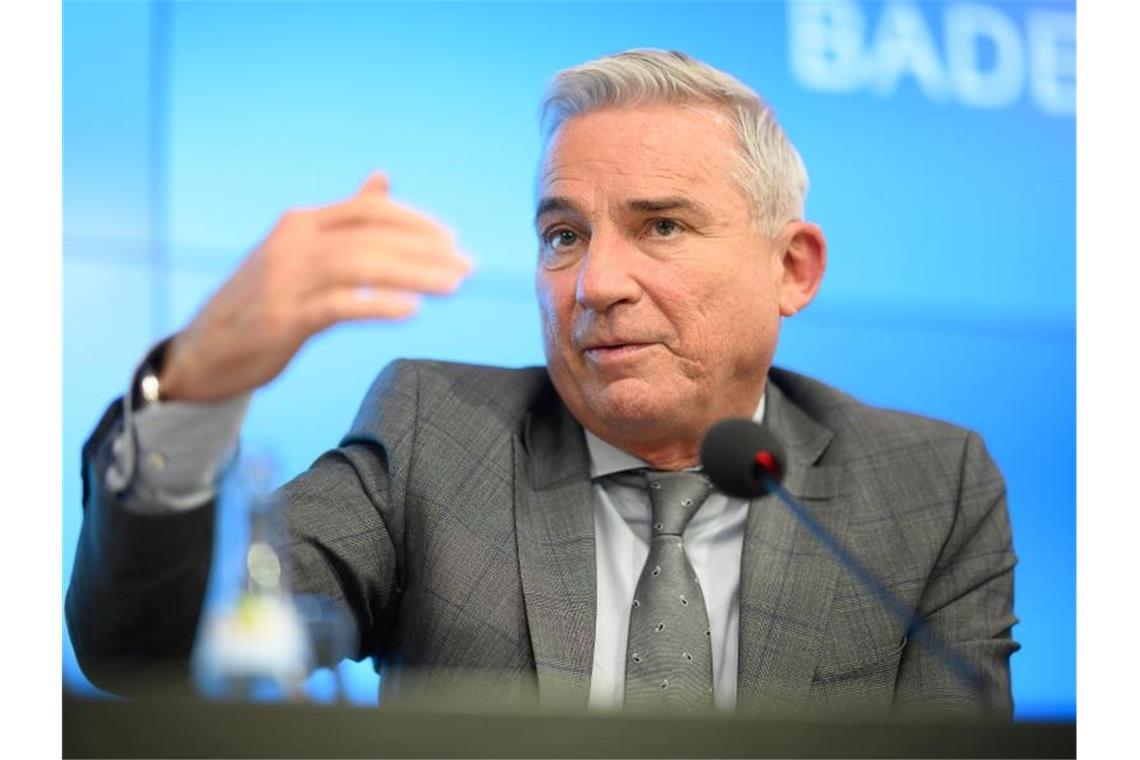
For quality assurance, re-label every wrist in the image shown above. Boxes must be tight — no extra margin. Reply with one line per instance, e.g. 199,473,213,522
156,333,206,402
131,337,174,410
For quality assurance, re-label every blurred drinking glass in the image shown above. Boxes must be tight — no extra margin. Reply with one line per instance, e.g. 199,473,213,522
191,450,311,702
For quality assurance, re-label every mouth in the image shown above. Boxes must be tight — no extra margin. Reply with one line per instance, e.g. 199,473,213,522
581,342,656,363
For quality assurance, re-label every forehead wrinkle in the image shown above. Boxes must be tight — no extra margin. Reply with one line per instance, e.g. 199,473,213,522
540,153,625,183
537,120,740,224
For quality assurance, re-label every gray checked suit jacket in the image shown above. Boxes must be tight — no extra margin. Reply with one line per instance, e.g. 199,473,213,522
67,360,1018,715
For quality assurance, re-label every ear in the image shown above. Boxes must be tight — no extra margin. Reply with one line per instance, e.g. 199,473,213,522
776,221,827,317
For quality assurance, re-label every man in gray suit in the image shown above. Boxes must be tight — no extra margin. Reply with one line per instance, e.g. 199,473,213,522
67,50,1017,715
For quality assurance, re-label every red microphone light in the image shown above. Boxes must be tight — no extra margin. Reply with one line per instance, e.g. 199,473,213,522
754,450,778,477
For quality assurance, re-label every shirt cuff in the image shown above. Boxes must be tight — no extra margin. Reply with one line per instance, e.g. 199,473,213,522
105,392,251,514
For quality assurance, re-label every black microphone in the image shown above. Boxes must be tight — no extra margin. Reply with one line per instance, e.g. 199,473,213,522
700,418,786,498
700,418,989,701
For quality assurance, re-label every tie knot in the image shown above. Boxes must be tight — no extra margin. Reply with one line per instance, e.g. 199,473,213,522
642,470,712,536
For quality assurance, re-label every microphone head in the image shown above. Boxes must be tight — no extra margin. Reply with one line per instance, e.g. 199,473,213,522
700,418,787,498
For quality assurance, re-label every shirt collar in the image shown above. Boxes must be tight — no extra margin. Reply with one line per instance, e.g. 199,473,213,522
584,392,767,478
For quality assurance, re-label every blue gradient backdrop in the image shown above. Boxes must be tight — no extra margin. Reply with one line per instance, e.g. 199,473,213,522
63,0,1075,718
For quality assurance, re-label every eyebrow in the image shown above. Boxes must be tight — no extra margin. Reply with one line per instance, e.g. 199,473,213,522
534,196,583,226
627,196,713,221
534,195,713,225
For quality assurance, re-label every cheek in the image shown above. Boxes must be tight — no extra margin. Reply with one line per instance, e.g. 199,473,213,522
674,264,778,352
535,270,574,353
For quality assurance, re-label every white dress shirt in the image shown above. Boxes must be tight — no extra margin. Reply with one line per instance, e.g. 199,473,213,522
583,395,764,711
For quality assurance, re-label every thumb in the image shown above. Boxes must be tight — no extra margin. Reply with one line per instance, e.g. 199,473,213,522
359,172,390,197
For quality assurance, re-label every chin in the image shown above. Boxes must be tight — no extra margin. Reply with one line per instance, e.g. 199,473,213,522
583,377,687,435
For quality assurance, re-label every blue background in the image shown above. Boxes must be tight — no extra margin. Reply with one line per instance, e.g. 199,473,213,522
63,0,1074,718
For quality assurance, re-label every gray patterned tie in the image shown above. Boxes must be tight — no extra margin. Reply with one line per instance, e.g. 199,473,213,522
620,469,716,711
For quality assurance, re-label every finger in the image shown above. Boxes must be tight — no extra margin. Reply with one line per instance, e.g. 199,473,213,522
307,191,391,229
358,172,389,197
303,246,471,298
310,194,451,237
317,226,473,271
288,174,390,228
300,286,421,334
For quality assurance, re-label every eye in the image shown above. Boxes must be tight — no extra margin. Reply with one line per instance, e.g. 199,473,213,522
546,228,580,249
539,225,586,268
648,219,682,238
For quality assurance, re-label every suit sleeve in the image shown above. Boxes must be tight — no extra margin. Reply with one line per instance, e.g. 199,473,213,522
66,361,417,697
892,431,1020,716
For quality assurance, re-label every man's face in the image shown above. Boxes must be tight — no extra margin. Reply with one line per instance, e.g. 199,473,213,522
535,104,787,454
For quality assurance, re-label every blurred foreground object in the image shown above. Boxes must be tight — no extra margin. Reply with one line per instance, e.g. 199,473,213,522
192,454,355,702
191,454,311,700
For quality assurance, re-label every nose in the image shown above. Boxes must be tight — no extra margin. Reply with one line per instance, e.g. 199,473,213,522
575,229,642,312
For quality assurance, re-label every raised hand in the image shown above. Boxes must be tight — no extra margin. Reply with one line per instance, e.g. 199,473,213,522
159,174,473,402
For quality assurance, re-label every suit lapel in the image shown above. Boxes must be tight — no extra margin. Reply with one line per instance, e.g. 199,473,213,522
513,390,597,709
736,378,852,713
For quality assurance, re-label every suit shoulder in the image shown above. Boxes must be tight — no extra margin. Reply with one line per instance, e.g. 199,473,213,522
348,359,552,439
769,366,980,463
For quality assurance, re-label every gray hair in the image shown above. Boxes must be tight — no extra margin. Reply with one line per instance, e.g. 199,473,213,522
539,49,808,237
